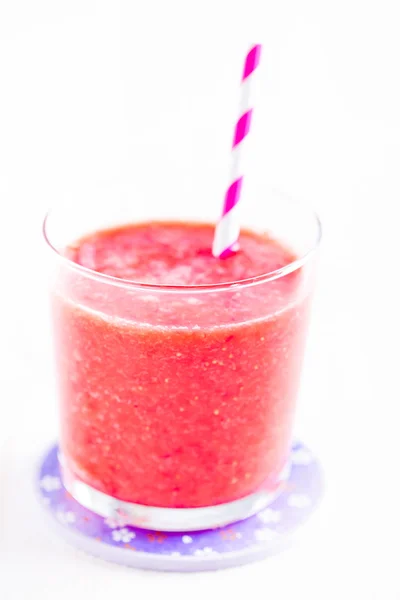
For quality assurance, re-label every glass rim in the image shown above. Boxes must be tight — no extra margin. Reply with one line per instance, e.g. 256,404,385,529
42,206,322,294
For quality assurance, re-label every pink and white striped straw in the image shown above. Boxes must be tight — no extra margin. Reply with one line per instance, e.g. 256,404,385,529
212,44,262,259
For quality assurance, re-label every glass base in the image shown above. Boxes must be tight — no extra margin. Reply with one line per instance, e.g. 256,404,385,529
60,454,291,532
38,442,323,571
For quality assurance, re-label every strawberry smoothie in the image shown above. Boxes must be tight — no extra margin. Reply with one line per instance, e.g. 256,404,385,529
51,222,311,510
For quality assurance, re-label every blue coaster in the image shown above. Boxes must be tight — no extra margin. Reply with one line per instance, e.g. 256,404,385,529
38,441,323,571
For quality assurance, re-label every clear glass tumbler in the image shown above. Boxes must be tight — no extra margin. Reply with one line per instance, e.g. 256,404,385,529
43,188,321,531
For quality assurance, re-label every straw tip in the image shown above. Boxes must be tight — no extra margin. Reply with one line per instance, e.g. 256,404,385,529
243,45,262,79
247,44,262,62
249,43,262,54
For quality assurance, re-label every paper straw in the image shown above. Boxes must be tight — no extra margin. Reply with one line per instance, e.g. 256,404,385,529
212,44,262,259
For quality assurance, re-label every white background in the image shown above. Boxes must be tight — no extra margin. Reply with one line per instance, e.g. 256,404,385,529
0,1,399,598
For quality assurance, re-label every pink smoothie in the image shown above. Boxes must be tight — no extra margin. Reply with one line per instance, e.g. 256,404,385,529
52,222,310,508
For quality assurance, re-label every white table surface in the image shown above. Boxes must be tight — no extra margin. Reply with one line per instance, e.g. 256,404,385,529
0,1,399,598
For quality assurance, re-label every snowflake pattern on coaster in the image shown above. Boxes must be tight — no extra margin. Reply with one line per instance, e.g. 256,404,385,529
38,440,323,571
